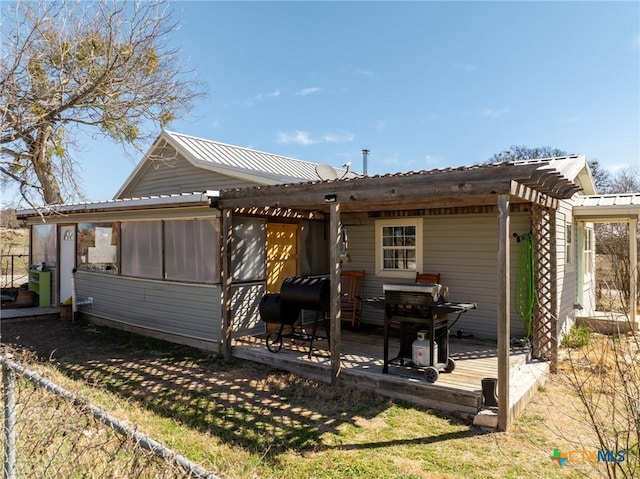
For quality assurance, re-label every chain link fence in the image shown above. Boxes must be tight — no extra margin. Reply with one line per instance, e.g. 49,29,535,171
1,352,220,479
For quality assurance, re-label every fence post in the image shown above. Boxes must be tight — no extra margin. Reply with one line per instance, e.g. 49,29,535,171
2,356,16,479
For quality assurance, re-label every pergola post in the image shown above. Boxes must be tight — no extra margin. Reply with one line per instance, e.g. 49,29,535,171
221,208,233,359
329,201,342,383
630,217,638,327
497,194,511,431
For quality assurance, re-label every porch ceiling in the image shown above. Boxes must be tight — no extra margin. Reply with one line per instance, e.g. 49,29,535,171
216,160,581,213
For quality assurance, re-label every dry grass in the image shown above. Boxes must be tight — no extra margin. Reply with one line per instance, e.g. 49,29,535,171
6,318,635,478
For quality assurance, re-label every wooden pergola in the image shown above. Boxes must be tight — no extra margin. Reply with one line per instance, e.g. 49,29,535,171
215,160,581,431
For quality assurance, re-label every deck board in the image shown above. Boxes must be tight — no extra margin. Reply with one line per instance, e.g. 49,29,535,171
232,327,545,417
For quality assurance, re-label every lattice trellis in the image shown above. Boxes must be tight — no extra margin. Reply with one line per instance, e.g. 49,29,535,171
531,204,558,372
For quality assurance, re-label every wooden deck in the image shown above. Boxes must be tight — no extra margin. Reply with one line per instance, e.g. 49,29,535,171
1,306,60,321
232,326,549,419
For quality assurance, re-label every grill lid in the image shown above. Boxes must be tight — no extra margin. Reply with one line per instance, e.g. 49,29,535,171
382,283,449,302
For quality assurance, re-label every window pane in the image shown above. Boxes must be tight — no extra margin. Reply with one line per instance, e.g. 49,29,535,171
382,227,394,246
121,221,162,279
381,224,418,271
376,218,422,277
32,224,57,267
165,219,219,283
77,222,118,273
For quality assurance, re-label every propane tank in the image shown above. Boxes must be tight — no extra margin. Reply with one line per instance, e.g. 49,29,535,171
412,330,437,367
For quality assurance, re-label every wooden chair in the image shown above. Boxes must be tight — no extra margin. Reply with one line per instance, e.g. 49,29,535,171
415,272,441,284
341,270,365,328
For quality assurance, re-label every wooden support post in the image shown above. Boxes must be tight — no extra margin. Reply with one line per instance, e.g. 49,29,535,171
497,194,511,431
630,218,638,327
329,201,342,383
221,208,233,359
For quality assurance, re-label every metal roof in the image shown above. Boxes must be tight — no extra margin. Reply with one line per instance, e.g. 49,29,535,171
115,130,352,198
16,192,217,218
165,130,355,183
217,157,585,212
573,193,640,219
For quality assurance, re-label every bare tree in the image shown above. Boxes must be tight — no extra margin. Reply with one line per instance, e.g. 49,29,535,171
488,146,614,194
589,159,613,194
596,165,640,309
0,0,205,206
487,145,570,163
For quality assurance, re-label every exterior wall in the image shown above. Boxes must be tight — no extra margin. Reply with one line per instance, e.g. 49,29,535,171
556,198,579,338
343,211,532,340
118,153,258,198
75,271,221,350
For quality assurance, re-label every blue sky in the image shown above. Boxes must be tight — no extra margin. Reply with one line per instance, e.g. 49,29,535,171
70,1,640,200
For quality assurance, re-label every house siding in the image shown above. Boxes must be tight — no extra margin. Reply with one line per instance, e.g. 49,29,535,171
556,199,579,337
343,211,531,340
119,154,258,199
75,271,221,348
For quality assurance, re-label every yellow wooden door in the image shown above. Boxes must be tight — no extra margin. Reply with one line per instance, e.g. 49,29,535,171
266,223,298,293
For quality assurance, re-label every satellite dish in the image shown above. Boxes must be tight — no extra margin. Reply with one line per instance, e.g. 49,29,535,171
316,163,338,180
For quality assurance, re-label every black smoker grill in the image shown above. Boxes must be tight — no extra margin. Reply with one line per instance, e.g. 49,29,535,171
383,283,476,383
259,276,330,358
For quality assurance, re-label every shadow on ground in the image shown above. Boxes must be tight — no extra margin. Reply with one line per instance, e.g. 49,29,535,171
1,317,481,461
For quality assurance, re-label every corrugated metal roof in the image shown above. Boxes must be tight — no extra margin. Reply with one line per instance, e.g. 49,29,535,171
164,130,343,183
573,193,640,219
574,193,640,207
218,157,585,211
16,192,217,217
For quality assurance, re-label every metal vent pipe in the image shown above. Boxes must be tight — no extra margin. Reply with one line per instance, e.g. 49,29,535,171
362,149,370,176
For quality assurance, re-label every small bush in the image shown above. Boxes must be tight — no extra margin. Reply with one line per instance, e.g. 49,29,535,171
561,324,593,348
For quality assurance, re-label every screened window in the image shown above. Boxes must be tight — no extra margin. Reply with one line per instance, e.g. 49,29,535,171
77,222,118,273
375,218,423,278
302,220,328,276
165,219,219,283
231,217,266,282
121,221,162,279
32,224,57,268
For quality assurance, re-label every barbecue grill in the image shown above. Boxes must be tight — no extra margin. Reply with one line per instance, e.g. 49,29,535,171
383,282,476,383
259,276,330,357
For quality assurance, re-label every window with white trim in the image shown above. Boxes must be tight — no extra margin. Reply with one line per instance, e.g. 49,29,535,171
565,223,573,264
375,218,423,278
584,227,594,275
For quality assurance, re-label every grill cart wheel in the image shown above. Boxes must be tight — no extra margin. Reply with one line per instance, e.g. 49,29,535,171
266,332,283,353
444,357,456,373
424,366,439,383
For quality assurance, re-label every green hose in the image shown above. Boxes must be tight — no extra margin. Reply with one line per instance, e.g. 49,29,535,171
516,233,535,338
